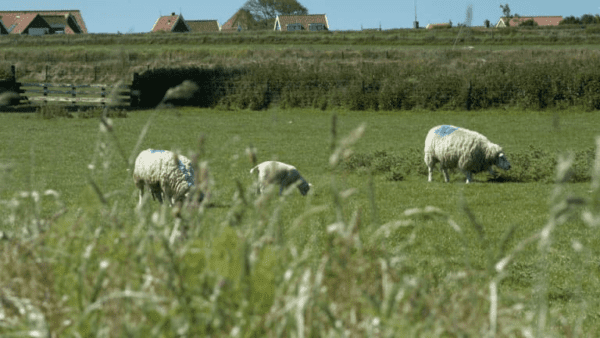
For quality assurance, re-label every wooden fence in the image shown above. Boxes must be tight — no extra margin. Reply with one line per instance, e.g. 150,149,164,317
20,82,133,106
2,65,139,108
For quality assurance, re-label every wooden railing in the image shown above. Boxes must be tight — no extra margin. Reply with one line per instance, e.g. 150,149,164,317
19,82,132,106
0,65,139,108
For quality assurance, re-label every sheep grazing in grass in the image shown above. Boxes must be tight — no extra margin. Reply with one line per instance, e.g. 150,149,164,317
133,149,202,206
424,125,511,183
250,161,311,196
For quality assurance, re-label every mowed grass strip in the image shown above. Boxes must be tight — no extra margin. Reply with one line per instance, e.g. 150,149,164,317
1,107,599,335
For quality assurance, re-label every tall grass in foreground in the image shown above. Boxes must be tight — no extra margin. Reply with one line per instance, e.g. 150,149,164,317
1,112,600,336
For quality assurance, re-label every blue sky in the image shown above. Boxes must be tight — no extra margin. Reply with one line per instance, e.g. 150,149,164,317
4,0,598,33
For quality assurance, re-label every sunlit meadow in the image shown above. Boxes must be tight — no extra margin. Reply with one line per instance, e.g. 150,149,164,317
0,106,600,336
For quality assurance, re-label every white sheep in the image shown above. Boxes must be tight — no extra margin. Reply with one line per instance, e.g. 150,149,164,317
250,161,311,195
424,125,511,183
133,149,201,206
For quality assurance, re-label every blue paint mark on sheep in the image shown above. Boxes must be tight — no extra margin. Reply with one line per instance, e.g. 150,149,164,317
150,149,166,153
434,125,459,137
177,160,195,187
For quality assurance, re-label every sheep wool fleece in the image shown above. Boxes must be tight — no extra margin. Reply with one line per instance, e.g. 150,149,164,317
133,149,195,205
424,125,507,183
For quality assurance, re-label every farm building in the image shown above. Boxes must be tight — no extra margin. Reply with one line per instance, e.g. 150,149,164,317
426,23,451,29
274,14,329,32
220,9,253,32
187,20,220,33
495,16,563,28
152,13,190,32
0,10,87,34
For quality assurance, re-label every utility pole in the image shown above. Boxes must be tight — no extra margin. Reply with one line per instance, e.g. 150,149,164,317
413,0,419,28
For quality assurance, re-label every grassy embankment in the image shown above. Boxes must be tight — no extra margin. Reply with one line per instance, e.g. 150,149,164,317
1,108,600,336
3,29,600,112
2,25,600,84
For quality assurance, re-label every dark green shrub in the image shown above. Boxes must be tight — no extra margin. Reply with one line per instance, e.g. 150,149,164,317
518,19,539,28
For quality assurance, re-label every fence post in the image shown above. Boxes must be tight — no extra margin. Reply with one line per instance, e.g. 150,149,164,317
130,72,139,108
72,85,76,105
45,65,49,81
11,65,15,79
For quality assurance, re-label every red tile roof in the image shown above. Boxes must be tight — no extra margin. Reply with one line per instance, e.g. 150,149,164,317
221,9,253,31
0,13,44,34
0,10,87,34
274,14,328,31
151,14,190,32
497,16,563,27
187,20,220,32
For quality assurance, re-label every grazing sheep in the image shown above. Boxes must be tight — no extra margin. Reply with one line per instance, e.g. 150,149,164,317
250,161,311,195
424,125,511,183
133,149,201,206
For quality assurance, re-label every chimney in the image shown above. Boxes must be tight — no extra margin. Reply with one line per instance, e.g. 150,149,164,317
172,12,176,16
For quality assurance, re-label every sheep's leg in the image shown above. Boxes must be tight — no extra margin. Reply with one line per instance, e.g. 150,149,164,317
428,166,434,182
138,187,144,206
464,172,472,184
442,168,450,183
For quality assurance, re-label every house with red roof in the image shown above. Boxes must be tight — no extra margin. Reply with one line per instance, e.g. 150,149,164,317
274,14,328,31
152,13,190,32
187,20,220,33
495,16,563,28
221,9,254,32
0,10,87,34
0,13,51,35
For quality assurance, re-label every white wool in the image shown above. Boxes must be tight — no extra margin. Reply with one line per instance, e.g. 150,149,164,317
133,149,196,206
250,161,311,196
424,125,511,183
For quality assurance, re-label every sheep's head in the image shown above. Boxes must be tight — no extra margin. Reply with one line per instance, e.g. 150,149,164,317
496,152,511,170
486,144,511,170
298,180,311,196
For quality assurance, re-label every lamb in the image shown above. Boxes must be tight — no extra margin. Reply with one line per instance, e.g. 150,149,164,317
250,161,311,195
424,125,511,183
133,149,201,206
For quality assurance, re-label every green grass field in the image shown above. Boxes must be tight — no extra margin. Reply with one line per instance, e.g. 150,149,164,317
1,107,600,336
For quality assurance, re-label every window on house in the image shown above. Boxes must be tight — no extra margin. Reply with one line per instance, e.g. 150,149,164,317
287,23,302,31
309,23,326,31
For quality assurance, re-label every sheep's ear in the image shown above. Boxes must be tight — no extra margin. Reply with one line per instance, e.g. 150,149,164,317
486,145,501,159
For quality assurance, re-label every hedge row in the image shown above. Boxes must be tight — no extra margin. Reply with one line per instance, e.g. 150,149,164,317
138,54,600,111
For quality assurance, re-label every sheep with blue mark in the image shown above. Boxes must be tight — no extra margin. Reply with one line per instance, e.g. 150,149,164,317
133,149,202,206
424,125,511,183
250,161,311,195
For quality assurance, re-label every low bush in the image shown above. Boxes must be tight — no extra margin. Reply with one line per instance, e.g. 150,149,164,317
343,145,595,183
